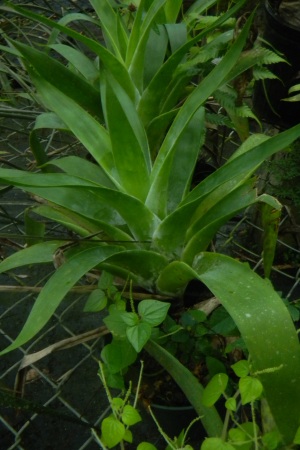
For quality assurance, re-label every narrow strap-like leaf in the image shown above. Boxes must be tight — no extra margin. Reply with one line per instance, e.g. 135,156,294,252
5,2,137,103
104,74,151,201
0,245,122,355
90,0,128,60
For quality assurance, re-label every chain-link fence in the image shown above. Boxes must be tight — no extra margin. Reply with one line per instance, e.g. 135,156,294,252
1,2,300,449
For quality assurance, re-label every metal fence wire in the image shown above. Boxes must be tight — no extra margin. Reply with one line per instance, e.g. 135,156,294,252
1,1,300,449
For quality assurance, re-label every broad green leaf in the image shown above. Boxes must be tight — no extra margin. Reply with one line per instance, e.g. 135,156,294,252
138,0,247,126
152,175,251,260
30,112,69,171
12,41,102,119
138,299,170,326
231,360,250,378
0,245,122,355
48,156,116,189
126,322,152,352
201,438,235,450
239,376,263,405
0,240,64,273
165,23,187,54
6,2,136,102
24,208,45,246
146,107,205,218
101,339,137,373
32,204,133,243
46,11,100,45
182,179,257,264
120,312,139,327
152,125,300,259
184,125,300,206
156,255,300,443
104,313,128,337
225,397,236,412
126,0,168,92
101,415,125,448
26,76,116,182
111,397,124,412
123,428,133,443
228,428,250,450
202,373,228,407
83,289,107,312
164,0,182,22
121,405,142,426
143,25,168,88
104,74,151,200
101,250,169,291
48,44,98,84
229,423,260,450
261,199,281,278
148,14,254,216
90,0,126,60
137,443,158,450
262,430,282,449
294,427,300,445
0,169,160,241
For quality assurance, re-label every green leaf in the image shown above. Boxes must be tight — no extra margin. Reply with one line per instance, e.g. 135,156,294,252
206,357,226,378
120,312,140,327
138,0,247,126
261,199,281,278
126,0,168,92
103,74,151,200
202,373,228,407
126,322,152,352
0,240,64,273
138,299,170,326
123,428,133,443
262,430,282,449
90,0,127,60
137,443,158,450
228,427,253,450
121,405,142,426
145,340,223,437
229,422,260,450
239,376,263,405
101,415,125,448
6,3,136,102
26,76,115,180
104,313,128,337
149,13,255,215
225,397,236,412
101,339,137,374
83,289,107,312
48,156,115,188
48,44,99,83
231,360,250,378
0,169,160,242
146,106,206,218
101,250,169,291
0,245,121,355
201,438,235,450
12,41,102,119
24,208,45,246
111,397,124,412
157,255,300,443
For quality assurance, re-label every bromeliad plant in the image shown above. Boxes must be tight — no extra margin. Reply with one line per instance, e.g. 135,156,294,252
1,0,300,446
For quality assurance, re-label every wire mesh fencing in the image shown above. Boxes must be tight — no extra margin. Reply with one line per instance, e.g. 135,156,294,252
1,1,300,449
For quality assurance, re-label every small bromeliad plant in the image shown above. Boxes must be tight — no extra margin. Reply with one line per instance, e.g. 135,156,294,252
0,0,300,447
